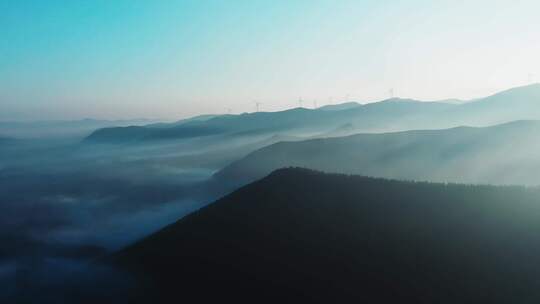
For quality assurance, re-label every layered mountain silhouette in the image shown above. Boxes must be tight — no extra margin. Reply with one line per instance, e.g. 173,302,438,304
443,83,540,124
214,120,540,187
86,84,540,144
145,114,220,128
85,124,224,143
84,100,451,143
317,101,361,111
112,168,540,303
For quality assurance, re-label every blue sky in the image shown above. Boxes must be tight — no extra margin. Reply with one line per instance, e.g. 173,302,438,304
1,0,540,120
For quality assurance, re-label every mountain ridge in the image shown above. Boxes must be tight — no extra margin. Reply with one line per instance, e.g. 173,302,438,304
214,120,540,187
85,83,540,144
111,167,540,303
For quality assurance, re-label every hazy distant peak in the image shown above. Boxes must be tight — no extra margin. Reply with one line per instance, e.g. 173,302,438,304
317,102,361,111
506,82,540,91
146,114,219,128
500,82,540,94
377,97,422,103
436,98,467,104
363,98,427,107
473,83,540,102
376,97,464,105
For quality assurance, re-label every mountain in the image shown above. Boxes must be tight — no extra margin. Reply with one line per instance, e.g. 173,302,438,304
85,100,453,143
145,114,220,128
215,120,540,187
439,83,540,126
85,124,223,143
317,101,361,111
438,98,468,104
112,168,540,303
86,84,540,144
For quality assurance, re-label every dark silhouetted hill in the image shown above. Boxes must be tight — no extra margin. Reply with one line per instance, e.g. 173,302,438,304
112,168,540,303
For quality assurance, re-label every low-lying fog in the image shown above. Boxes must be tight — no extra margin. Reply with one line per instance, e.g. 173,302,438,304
5,86,540,301
0,132,271,301
0,115,332,302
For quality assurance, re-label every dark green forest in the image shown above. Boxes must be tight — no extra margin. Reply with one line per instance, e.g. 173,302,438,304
113,168,540,303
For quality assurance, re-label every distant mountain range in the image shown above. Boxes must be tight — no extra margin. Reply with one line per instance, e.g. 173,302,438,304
317,101,361,111
144,114,219,128
86,83,540,144
214,120,540,187
85,100,451,143
112,168,540,303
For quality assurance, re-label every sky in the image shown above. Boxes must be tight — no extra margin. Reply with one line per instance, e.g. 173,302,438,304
1,0,540,121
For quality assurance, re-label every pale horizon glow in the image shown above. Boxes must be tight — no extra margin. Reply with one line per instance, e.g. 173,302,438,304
1,0,540,121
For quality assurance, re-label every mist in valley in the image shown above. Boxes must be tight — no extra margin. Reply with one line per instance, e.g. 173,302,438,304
0,118,327,301
4,87,540,302
3,1,540,302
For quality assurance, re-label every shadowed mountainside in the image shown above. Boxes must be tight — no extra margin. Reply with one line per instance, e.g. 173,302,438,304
215,120,540,187
112,168,540,303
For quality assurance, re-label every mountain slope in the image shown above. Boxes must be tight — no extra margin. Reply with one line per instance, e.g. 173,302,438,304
113,168,540,303
215,120,540,187
435,83,540,126
145,114,221,128
85,124,224,143
317,101,361,111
